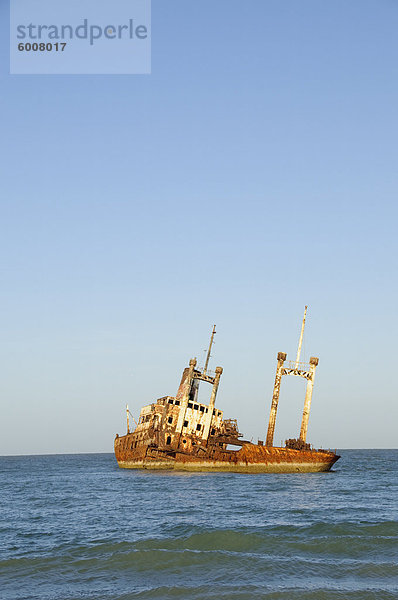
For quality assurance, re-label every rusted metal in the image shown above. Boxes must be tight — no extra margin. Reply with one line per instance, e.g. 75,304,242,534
285,438,311,451
202,366,222,440
114,322,340,473
265,352,286,447
299,356,318,443
175,358,197,434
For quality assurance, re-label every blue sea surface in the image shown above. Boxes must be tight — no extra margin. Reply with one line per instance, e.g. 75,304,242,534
0,450,397,600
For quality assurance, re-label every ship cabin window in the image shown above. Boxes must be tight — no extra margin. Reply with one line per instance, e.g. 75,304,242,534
175,400,180,406
213,409,216,415
182,439,187,444
194,404,198,410
183,420,188,428
196,424,202,431
168,399,174,405
211,428,216,435
188,402,193,409
168,417,173,424
205,408,208,413
200,406,205,412
217,411,221,417
166,435,172,445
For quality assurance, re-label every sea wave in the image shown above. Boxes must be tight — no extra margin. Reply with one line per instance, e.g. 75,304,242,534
2,522,397,600
1,452,397,600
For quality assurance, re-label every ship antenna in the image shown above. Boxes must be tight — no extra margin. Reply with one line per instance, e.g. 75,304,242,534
295,306,307,369
203,324,216,375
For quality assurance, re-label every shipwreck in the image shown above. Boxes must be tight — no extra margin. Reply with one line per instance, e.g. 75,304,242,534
114,308,340,472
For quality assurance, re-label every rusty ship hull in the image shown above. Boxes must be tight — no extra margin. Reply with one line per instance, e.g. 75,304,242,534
114,322,340,474
114,438,339,473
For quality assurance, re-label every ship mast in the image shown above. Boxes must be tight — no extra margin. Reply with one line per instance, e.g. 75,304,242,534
295,305,307,368
126,404,130,434
203,324,216,375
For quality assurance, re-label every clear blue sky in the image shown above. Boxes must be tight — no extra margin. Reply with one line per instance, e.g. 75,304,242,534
1,0,397,453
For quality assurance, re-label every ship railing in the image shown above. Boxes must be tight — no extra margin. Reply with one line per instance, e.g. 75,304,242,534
197,368,216,379
284,360,310,371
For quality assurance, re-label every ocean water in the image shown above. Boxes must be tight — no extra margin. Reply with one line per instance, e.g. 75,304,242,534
0,451,397,600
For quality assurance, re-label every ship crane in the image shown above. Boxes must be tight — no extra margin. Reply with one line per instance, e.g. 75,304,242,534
265,306,319,449
202,324,216,376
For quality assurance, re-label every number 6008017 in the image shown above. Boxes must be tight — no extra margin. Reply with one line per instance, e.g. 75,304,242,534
18,42,67,51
